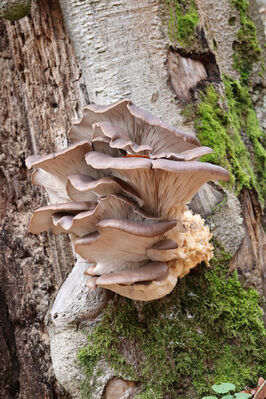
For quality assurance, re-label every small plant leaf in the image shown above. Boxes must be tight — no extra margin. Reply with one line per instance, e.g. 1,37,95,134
212,383,236,394
201,397,218,399
222,395,234,399
234,393,252,399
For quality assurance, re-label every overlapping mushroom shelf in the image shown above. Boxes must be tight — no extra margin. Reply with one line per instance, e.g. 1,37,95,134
26,100,229,301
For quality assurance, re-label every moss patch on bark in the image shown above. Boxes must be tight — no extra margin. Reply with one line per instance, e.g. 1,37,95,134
231,0,263,83
193,77,266,202
0,0,31,21
165,0,199,48
78,242,266,399
163,0,265,202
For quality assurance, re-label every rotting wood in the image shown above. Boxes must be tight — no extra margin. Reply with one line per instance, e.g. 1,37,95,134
0,0,102,397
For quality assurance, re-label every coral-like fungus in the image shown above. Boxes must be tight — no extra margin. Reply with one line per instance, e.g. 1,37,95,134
26,100,229,301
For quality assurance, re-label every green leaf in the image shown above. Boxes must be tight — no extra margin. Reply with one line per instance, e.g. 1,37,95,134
201,397,218,399
234,393,252,399
212,383,236,394
222,395,234,399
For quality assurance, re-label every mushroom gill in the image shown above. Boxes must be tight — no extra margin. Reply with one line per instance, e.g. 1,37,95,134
26,99,229,301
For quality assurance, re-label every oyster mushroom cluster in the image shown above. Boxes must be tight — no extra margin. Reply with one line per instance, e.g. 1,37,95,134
26,100,229,301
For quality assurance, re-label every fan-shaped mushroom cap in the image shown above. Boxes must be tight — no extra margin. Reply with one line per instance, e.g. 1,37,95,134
94,209,213,300
92,121,152,156
96,261,168,286
26,141,93,175
90,120,212,160
97,266,178,301
74,218,177,275
67,174,143,206
29,202,96,234
26,141,102,203
68,99,201,157
51,195,159,237
85,151,230,216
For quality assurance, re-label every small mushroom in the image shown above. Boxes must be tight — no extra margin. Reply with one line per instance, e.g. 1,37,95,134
26,100,229,301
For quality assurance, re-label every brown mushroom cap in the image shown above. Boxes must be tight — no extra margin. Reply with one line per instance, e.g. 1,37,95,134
95,261,168,286
90,121,213,160
67,174,143,206
152,158,230,180
150,146,213,161
92,121,152,155
98,267,178,301
128,102,200,147
51,195,160,237
68,99,201,157
74,218,177,275
96,218,177,236
29,202,96,234
85,150,152,170
85,151,230,215
26,141,93,175
26,141,102,204
68,100,130,142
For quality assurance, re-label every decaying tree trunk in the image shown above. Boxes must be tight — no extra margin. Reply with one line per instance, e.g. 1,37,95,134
0,0,265,398
0,1,86,397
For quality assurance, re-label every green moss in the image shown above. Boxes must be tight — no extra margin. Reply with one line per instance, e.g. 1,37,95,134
194,77,265,201
1,0,31,21
228,16,237,26
231,0,262,83
164,0,265,201
78,242,266,399
165,0,199,48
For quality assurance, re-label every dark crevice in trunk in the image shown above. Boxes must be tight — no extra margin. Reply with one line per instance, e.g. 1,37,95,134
167,46,221,103
0,288,20,399
169,45,221,82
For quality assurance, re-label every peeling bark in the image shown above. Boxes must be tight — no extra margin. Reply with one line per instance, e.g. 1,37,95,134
230,190,266,300
167,50,207,100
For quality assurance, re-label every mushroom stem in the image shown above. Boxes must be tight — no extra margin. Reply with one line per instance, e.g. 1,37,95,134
87,277,97,290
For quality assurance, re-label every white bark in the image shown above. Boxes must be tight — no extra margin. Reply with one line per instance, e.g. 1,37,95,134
58,0,190,129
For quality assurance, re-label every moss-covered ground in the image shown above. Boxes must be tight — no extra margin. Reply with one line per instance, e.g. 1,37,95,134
78,242,266,399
